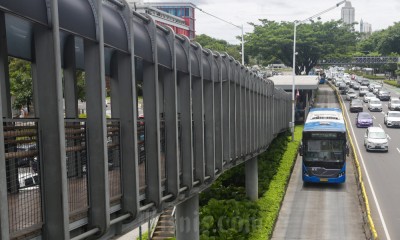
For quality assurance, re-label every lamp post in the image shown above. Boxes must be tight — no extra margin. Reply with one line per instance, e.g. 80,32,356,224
291,0,347,141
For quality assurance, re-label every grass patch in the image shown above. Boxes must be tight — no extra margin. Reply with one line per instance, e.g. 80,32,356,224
248,125,303,240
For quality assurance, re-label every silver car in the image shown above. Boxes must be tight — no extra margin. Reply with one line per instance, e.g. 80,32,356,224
384,111,400,127
368,98,382,112
388,98,400,111
346,89,357,101
363,92,375,103
364,127,388,152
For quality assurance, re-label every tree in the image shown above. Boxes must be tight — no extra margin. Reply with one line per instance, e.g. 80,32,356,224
9,58,33,111
194,34,242,61
245,20,358,74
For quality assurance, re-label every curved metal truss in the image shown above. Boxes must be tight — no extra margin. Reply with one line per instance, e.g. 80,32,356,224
0,0,292,239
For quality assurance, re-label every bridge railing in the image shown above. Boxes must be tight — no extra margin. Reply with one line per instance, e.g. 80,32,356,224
0,0,292,239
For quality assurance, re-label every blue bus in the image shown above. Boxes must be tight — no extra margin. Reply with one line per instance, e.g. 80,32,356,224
300,108,349,183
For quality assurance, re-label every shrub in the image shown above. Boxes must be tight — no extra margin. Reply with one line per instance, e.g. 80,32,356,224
248,125,303,240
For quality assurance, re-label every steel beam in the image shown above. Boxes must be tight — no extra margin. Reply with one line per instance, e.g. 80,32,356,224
0,12,11,118
33,19,69,240
83,1,110,233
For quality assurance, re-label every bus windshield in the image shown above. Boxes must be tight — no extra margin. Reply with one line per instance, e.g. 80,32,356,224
304,139,344,162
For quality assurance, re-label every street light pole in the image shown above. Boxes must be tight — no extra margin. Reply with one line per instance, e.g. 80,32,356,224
291,0,347,141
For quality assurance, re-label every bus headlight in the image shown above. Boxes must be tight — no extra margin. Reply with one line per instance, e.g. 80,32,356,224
303,170,309,177
337,171,345,177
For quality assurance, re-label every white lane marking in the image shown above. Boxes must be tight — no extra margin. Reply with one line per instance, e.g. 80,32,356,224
379,124,382,128
397,148,400,154
387,134,391,140
381,111,385,115
342,99,392,240
373,115,376,119
385,104,388,107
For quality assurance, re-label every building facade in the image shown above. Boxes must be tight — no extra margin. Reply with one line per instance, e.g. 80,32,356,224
128,1,193,38
149,2,196,39
341,1,355,25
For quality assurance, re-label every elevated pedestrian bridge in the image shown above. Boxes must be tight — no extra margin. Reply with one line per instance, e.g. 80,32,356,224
0,1,291,239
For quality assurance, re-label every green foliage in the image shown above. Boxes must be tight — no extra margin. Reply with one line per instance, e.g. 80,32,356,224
195,34,242,61
198,126,303,240
357,22,400,55
9,58,33,110
249,125,303,240
245,20,358,74
200,199,260,240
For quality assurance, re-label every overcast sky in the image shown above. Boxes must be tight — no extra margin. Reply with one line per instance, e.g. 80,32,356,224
145,0,400,44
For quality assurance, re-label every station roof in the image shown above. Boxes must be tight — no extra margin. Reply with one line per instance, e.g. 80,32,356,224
268,75,319,90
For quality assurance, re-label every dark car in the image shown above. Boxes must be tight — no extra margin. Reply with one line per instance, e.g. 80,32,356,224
360,79,370,86
338,83,347,94
356,112,373,128
377,90,390,101
350,99,364,113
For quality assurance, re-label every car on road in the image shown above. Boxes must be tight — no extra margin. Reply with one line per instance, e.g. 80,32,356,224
346,89,358,101
368,98,382,112
377,90,391,101
369,83,380,92
352,82,360,90
372,85,383,95
363,92,376,103
339,83,348,94
384,111,400,127
335,80,344,87
360,79,370,86
364,127,389,152
356,112,373,128
388,97,400,111
359,86,369,97
350,99,364,113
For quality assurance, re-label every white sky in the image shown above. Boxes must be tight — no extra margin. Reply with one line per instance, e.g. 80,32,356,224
145,0,400,44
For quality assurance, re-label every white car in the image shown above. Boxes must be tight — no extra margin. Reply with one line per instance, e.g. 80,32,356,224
364,127,388,152
363,92,375,103
346,89,357,101
368,98,382,112
388,97,400,111
335,80,344,87
372,85,383,95
359,86,369,96
384,111,400,127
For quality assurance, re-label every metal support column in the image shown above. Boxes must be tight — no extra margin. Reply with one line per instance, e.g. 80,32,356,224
191,43,204,184
204,51,215,179
117,52,139,219
0,12,11,117
163,66,179,200
84,8,110,232
33,21,69,240
245,157,258,201
0,14,9,237
213,54,223,172
175,194,199,240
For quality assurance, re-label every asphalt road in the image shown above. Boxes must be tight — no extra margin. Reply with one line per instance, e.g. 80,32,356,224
339,79,400,240
271,84,366,240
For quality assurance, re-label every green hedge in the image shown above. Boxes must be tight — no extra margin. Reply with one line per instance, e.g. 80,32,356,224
198,126,303,240
248,125,303,240
384,80,400,88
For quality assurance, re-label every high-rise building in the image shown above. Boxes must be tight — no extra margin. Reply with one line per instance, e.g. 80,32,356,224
341,1,355,25
128,1,194,39
149,2,196,39
360,19,372,36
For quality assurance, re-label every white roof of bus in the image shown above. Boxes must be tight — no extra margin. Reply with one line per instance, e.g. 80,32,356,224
306,109,344,123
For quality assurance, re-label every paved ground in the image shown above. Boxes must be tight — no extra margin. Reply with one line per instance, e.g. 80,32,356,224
271,84,366,239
